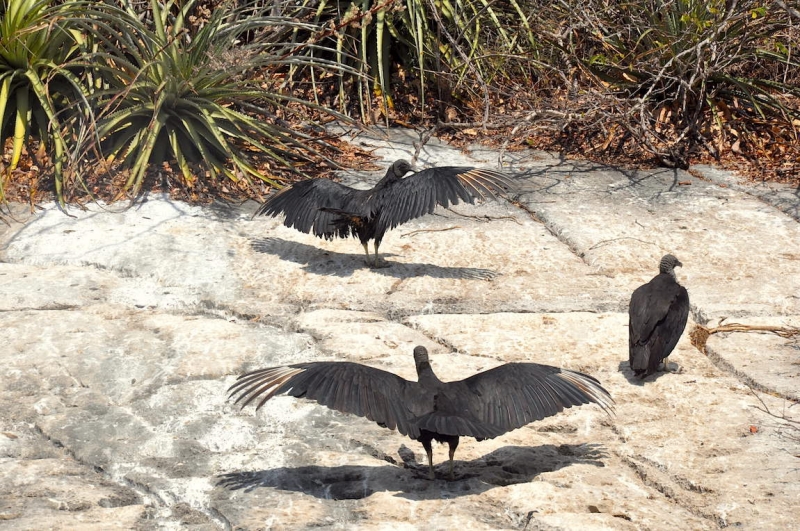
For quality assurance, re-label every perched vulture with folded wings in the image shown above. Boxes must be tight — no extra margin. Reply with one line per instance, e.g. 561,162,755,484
629,254,690,378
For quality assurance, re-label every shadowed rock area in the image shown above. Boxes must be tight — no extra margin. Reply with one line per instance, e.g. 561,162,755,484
1,127,798,529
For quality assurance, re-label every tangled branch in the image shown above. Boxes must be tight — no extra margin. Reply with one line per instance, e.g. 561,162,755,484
690,322,800,353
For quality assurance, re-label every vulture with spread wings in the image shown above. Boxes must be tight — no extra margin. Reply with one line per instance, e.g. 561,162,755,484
229,346,614,479
254,159,511,267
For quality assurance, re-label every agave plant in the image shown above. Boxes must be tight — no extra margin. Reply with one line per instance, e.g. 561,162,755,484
0,0,93,202
89,0,354,198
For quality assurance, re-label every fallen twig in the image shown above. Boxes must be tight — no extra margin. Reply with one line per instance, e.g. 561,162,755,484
412,124,440,166
747,385,800,423
443,209,522,224
690,322,800,353
745,384,800,455
589,237,657,250
400,226,462,238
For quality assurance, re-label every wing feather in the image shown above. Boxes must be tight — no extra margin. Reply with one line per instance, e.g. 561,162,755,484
372,166,511,236
229,362,426,437
660,287,690,356
629,275,676,344
253,179,360,239
455,363,614,436
629,275,690,373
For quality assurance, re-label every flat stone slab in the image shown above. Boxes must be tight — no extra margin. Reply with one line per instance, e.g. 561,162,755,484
2,200,249,308
702,317,800,402
407,312,799,529
1,127,798,529
240,201,627,319
511,156,800,319
692,164,800,223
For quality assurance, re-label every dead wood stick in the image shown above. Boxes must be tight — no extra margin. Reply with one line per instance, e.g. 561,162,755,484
400,226,462,238
691,322,800,353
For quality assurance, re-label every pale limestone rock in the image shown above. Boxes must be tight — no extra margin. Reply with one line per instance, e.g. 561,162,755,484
0,129,797,529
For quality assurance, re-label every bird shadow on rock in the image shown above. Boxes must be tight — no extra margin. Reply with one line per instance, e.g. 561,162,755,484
216,443,607,501
250,237,498,280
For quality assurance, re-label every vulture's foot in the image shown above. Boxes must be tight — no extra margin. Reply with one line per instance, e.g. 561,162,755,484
660,360,682,373
369,259,391,269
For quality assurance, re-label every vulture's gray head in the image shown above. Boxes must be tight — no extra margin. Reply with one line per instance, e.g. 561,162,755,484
390,159,413,178
659,254,683,278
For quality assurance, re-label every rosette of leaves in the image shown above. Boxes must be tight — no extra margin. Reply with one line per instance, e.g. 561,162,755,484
0,0,93,203
91,0,353,198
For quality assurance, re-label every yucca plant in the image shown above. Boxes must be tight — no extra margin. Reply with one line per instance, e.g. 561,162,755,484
89,0,353,198
279,0,540,119
0,0,93,203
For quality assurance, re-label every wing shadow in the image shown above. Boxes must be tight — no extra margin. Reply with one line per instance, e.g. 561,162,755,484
250,237,498,280
216,443,607,500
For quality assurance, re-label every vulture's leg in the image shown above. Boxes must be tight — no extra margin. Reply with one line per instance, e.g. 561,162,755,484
371,241,390,268
421,438,435,480
447,437,459,480
361,243,372,267
661,356,670,371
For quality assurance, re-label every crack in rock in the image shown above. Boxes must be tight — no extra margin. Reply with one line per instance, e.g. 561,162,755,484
618,454,730,528
33,417,232,529
702,344,799,404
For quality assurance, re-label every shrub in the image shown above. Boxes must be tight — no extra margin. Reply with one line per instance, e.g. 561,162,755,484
539,0,800,165
86,0,354,199
0,0,95,203
272,0,541,120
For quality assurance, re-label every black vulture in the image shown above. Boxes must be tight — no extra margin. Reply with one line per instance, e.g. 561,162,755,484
628,254,690,378
253,159,511,267
228,346,614,480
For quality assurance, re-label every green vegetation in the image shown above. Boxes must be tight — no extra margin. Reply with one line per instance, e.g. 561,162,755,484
1,0,354,203
0,0,797,205
284,0,539,117
0,0,93,202
89,0,352,199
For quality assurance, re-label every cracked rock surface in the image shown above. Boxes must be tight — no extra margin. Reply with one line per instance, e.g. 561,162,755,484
1,127,798,530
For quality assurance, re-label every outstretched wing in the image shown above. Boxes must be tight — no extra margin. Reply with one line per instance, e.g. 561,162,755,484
453,363,614,436
371,166,512,235
253,179,359,239
229,362,429,438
